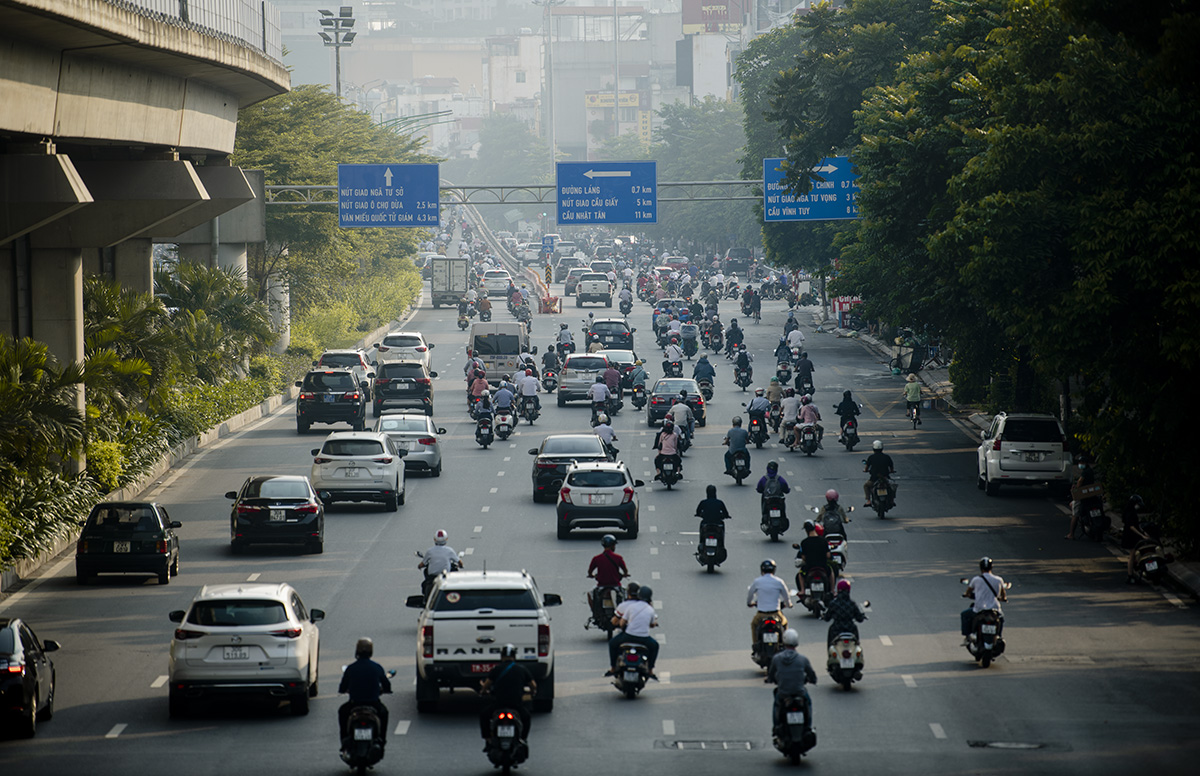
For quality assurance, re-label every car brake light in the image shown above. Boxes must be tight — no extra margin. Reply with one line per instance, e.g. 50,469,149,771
174,629,204,640
622,487,634,504
538,624,550,657
375,378,391,385
237,505,264,516
415,346,427,352
560,486,572,503
422,626,434,658
343,392,362,401
377,346,389,352
298,392,315,400
417,437,436,446
4,662,24,674
536,460,558,470
270,628,302,639
416,378,431,385
295,503,320,514
373,456,394,464
313,457,333,464
625,653,639,663
155,540,169,554
992,439,1002,451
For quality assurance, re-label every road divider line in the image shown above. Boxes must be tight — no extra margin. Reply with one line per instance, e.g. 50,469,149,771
464,548,475,555
105,724,127,739
474,526,483,533
151,675,168,689
663,720,675,736
850,540,889,544
503,456,511,461
650,547,659,555
902,674,917,688
481,506,490,513
497,471,505,477
660,672,671,684
930,723,947,739
395,720,411,735
647,505,655,512
510,443,517,448
879,635,893,646
490,487,498,493
649,526,658,533
643,456,650,461
246,573,261,581
651,572,661,580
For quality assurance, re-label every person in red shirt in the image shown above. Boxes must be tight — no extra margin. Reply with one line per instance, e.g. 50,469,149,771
587,535,629,627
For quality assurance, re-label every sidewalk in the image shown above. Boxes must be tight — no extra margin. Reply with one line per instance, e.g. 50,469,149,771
816,315,1199,603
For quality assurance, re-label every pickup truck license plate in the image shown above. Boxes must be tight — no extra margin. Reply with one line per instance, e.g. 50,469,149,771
763,632,779,643
353,728,373,741
470,663,496,673
223,646,249,660
497,725,516,738
786,712,805,725
270,509,286,521
113,541,130,553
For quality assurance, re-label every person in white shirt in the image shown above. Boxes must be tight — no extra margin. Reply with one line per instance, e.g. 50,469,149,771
606,585,659,677
785,327,805,349
587,376,611,418
593,414,618,454
662,340,684,374
961,556,1007,645
747,559,793,647
778,388,802,443
515,369,541,411
712,272,725,289
667,393,695,440
618,286,633,304
606,270,618,284
667,316,683,335
465,288,478,303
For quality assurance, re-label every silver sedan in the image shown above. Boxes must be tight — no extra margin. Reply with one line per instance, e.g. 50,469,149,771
374,411,447,477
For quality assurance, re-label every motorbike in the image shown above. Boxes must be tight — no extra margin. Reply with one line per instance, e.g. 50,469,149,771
612,642,652,699
467,302,478,319
697,378,714,401
735,367,753,391
630,383,647,410
747,412,770,449
866,471,896,519
761,496,789,541
520,395,540,424
659,457,681,490
797,376,815,397
556,340,575,360
541,370,558,393
796,562,833,617
752,612,786,669
768,402,783,433
483,705,529,774
695,522,727,572
475,415,494,449
790,347,802,365
494,408,515,440
416,550,464,601
796,423,819,456
828,627,867,691
961,578,1011,668
666,360,683,378
587,584,625,637
709,329,724,354
1073,482,1108,541
771,692,817,764
457,312,470,330
479,306,492,322
339,669,396,776
725,283,740,300
776,362,793,384
516,305,532,329
619,298,633,315
1131,523,1172,584
682,337,698,359
730,449,752,486
838,412,860,451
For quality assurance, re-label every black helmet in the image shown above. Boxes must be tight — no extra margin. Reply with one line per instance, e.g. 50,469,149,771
355,637,374,659
638,586,653,602
500,643,518,659
706,484,717,498
979,556,993,572
626,580,641,599
766,460,779,473
761,559,776,574
1128,494,1145,511
601,534,617,549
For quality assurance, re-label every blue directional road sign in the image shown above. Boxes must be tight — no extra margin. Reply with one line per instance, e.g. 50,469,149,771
541,235,556,251
762,156,859,222
338,163,440,228
556,161,656,225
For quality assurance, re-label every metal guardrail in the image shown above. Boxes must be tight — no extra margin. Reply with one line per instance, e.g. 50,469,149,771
111,0,283,62
264,180,762,206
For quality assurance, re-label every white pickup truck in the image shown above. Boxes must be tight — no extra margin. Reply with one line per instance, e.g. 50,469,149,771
575,272,613,308
405,570,561,712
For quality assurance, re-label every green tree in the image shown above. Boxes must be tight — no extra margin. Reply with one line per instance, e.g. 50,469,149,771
0,337,86,472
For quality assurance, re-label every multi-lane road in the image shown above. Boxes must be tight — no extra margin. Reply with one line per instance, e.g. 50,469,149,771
2,283,1198,775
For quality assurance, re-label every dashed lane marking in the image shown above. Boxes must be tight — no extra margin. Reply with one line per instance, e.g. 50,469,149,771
247,573,261,581
879,635,894,646
497,471,505,477
902,674,917,688
481,506,490,513
647,505,655,512
650,526,658,533
151,676,168,689
652,572,661,580
464,548,475,555
660,672,672,684
106,724,127,739
504,456,511,461
395,720,411,735
490,488,498,493
650,548,659,555
930,723,947,739
663,720,676,736
474,526,483,533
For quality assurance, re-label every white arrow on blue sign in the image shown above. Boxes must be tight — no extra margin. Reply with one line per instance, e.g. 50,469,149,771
762,156,859,222
338,163,441,228
556,161,657,225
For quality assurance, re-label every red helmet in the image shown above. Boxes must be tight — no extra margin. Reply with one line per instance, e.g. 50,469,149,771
825,489,839,502
525,369,532,376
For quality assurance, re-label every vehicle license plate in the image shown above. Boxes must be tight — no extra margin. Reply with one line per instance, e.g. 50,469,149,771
353,728,373,741
624,671,640,682
786,712,805,725
763,632,779,643
396,441,411,450
270,509,286,522
345,468,360,477
497,725,516,738
705,538,718,546
663,463,674,471
1024,452,1044,462
1145,561,1158,571
398,383,415,392
587,494,609,505
981,624,997,635
223,646,249,660
770,509,781,517
470,663,496,673
877,488,888,496
812,583,824,592
113,541,130,553
323,394,336,403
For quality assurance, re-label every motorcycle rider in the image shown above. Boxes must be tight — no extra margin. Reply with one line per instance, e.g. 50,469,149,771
818,489,850,537
785,322,805,350
747,559,793,649
587,334,605,354
602,360,623,398
419,529,463,594
774,337,792,365
725,318,744,357
756,460,791,516
1064,457,1098,540
862,440,896,507
587,375,612,421
734,344,753,381
541,345,560,374
477,292,492,318
822,579,866,646
796,520,833,598
606,586,660,679
587,534,629,617
835,390,861,435
767,629,816,730
617,284,633,308
692,354,716,386
668,391,695,443
779,387,801,443
338,637,392,752
794,351,815,390
1121,495,1152,583
796,395,823,449
594,413,619,457
628,360,648,391
652,417,682,481
695,484,732,540
723,416,750,475
514,369,541,413
479,644,537,742
961,556,1007,646
556,322,575,354
493,381,516,415
746,387,772,428
662,338,684,374
783,311,799,336
765,376,784,404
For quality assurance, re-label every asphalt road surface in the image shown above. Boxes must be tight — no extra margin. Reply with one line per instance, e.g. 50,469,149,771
2,283,1198,776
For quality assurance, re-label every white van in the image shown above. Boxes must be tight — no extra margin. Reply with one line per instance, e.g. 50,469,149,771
468,322,530,383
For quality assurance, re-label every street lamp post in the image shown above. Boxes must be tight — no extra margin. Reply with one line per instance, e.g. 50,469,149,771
613,0,620,140
318,7,357,100
533,0,566,171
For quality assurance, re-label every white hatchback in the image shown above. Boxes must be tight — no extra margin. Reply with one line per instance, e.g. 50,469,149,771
310,431,406,510
167,582,324,717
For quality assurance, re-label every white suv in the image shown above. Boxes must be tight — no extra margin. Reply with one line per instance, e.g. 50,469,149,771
370,331,435,370
310,431,406,510
977,412,1071,495
556,461,644,539
167,583,324,717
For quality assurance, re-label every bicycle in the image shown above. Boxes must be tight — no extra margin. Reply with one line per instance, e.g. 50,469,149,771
906,401,920,429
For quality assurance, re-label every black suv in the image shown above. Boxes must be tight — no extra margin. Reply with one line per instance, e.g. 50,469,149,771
75,501,181,585
295,368,369,433
588,318,635,349
373,360,437,416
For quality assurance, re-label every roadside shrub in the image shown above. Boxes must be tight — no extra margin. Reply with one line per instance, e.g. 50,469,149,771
86,439,125,492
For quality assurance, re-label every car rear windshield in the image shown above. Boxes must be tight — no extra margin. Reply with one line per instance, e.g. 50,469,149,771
322,439,386,456
557,257,581,267
85,506,160,533
541,437,604,456
1002,419,1063,443
592,321,627,332
727,248,753,259
304,372,357,391
580,273,607,282
433,589,538,612
566,357,606,371
484,271,509,279
567,269,588,277
377,363,425,378
654,379,696,394
188,600,289,626
379,417,430,432
382,336,423,348
248,479,310,499
473,334,521,356
568,470,627,487
319,353,362,368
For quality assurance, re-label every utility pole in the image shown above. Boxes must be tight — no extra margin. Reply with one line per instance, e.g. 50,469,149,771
533,0,567,170
318,7,357,100
613,0,620,140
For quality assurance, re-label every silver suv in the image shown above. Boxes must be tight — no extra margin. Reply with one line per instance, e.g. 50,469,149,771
557,353,609,406
311,431,407,510
167,583,324,717
977,412,1071,495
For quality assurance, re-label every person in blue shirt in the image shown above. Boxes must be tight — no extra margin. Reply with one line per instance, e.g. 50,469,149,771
338,638,392,749
493,383,515,411
692,354,716,384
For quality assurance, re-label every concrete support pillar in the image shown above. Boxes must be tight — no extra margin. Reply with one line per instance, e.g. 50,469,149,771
267,273,291,353
113,239,154,295
28,245,85,368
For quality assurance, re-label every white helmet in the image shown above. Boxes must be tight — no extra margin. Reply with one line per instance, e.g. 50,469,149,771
597,413,609,424
782,629,800,647
434,529,448,546
872,440,883,450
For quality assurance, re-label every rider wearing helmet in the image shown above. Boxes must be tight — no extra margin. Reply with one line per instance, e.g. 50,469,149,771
822,579,867,647
588,333,605,353
835,389,861,435
796,394,824,449
663,338,684,373
961,557,1007,646
479,643,537,741
747,558,793,649
819,489,850,537
796,519,833,597
338,637,393,750
766,628,816,731
419,530,462,596
593,412,618,454
587,534,629,625
756,461,792,522
765,376,784,404
607,584,660,679
586,374,612,421
603,359,623,398
514,365,541,413
653,417,682,480
863,440,896,507
667,390,695,441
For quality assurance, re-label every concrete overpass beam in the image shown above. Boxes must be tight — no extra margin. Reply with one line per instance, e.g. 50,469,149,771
0,149,92,246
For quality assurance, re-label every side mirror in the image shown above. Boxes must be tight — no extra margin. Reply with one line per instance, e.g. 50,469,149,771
631,328,637,333
372,343,381,350
528,448,539,455
312,360,318,367
396,449,408,458
42,639,61,653
360,380,370,390
319,491,332,503
543,593,563,607
294,380,302,388
531,345,538,354
169,610,186,623
311,449,320,457
169,521,182,529
224,491,238,500
846,506,855,513
861,601,871,609
405,595,427,609
633,480,645,488
437,428,448,435
429,343,437,349
310,608,325,623
980,430,987,440
429,371,439,378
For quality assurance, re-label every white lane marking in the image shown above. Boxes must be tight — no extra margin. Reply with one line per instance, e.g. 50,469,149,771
879,635,894,646
504,456,511,461
246,573,261,581
902,674,917,688
395,720,411,735
643,456,650,461
787,471,794,476
106,724,127,739
653,600,662,608
474,526,483,533
660,671,671,684
481,506,491,513
850,540,889,544
0,555,73,614
1054,503,1071,515
497,471,505,477
464,548,475,555
647,505,655,512
650,547,659,555
151,675,168,689
490,487,498,493
509,443,517,448
649,526,658,533
651,572,661,580
640,443,647,447
930,723,947,739
663,720,675,736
